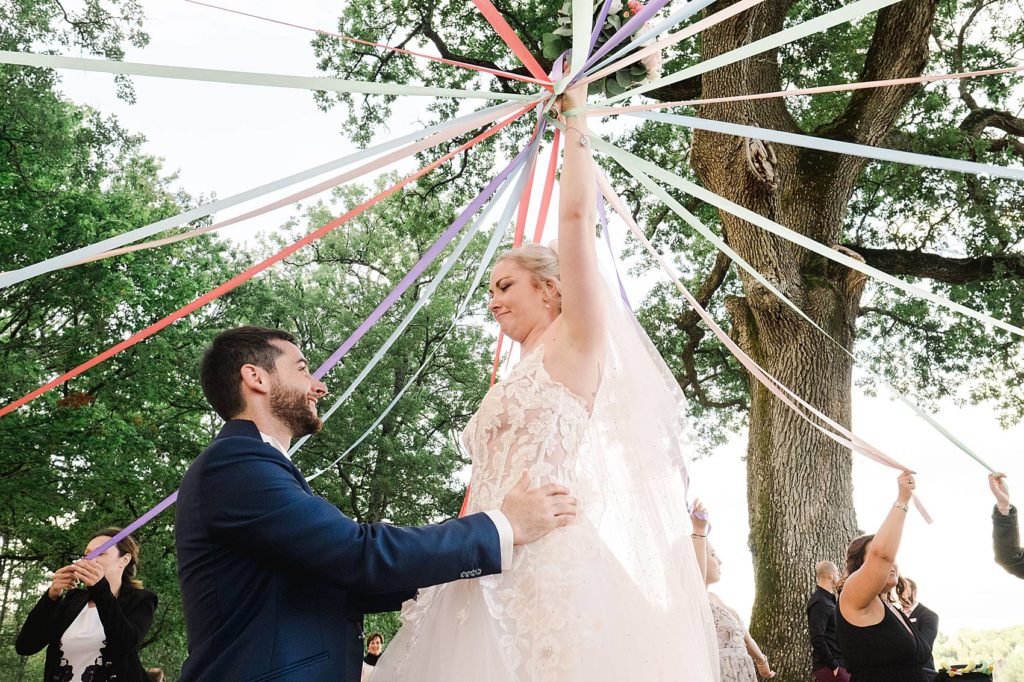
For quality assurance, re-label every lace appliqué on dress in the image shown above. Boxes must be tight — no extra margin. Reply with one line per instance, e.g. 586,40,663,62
392,346,598,679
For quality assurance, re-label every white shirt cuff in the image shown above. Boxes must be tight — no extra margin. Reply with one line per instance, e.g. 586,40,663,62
483,510,514,570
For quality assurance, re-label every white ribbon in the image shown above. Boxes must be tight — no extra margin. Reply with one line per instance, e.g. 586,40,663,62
592,135,1024,337
630,110,1024,182
0,101,525,288
600,0,905,104
0,51,539,101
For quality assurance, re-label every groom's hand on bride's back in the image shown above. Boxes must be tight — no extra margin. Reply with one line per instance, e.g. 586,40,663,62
500,472,578,545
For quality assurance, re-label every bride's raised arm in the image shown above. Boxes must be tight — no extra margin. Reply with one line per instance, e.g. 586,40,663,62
557,83,607,356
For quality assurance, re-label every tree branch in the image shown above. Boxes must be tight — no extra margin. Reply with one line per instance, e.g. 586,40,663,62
858,306,940,334
672,251,745,410
959,107,1024,138
420,23,527,94
845,245,1024,284
677,251,733,329
816,0,937,145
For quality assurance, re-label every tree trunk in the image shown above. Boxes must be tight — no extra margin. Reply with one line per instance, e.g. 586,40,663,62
689,1,936,679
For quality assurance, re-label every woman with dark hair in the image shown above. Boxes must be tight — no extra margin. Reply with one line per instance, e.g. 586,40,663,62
361,632,384,681
16,528,158,682
836,472,931,682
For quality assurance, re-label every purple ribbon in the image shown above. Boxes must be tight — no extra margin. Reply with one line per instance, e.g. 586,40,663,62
313,141,539,379
596,188,632,310
84,134,539,559
583,0,673,73
587,0,616,61
85,491,178,560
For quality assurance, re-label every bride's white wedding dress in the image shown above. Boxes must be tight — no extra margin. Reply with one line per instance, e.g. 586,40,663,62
373,300,721,681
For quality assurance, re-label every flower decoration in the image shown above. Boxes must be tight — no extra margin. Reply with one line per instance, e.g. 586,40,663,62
935,661,995,678
542,0,661,98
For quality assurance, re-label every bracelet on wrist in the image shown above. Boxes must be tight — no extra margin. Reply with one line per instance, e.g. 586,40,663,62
893,501,909,513
563,124,590,147
691,533,707,538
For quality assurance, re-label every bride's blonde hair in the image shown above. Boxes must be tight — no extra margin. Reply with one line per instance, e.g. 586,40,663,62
495,244,562,311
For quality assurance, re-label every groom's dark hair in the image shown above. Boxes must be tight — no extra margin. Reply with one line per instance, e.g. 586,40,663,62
200,326,298,421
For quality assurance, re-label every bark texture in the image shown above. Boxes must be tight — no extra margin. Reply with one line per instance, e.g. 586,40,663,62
689,2,937,679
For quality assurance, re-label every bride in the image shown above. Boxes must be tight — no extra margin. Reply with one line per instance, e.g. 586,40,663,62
372,83,720,681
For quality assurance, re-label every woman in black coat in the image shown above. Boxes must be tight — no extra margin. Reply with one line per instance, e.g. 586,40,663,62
16,528,158,682
989,473,1024,578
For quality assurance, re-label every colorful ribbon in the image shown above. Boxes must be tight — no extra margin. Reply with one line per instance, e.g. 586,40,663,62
302,143,538,477
630,110,1024,182
184,0,551,87
600,0,905,105
0,101,520,287
471,0,552,85
591,135,1024,338
0,104,537,419
73,103,525,266
594,169,932,521
0,51,541,102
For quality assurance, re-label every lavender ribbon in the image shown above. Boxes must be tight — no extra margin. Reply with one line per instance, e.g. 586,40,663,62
587,0,616,60
85,127,539,559
597,189,632,309
583,0,673,73
85,491,178,560
312,140,539,380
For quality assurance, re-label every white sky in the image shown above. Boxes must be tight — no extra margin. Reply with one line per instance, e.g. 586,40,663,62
48,1,1024,635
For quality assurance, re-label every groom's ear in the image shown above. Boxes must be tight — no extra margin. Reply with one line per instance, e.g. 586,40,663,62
239,363,272,397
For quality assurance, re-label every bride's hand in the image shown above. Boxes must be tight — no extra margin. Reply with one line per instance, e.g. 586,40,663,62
501,473,578,545
555,80,588,119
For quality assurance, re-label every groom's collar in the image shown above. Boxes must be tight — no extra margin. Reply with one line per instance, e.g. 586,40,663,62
216,419,262,441
216,419,292,459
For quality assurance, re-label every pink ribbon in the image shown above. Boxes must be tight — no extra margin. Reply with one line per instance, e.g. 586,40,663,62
589,66,1024,115
596,170,932,522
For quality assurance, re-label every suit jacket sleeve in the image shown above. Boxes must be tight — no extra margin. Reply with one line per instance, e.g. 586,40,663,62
913,605,939,648
201,443,501,593
993,505,1024,578
348,589,417,614
87,579,158,653
14,591,61,656
807,600,839,670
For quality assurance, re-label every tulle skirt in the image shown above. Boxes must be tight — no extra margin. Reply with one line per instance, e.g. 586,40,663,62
372,516,720,681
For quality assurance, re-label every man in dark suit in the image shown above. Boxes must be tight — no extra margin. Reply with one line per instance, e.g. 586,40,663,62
807,560,849,682
176,327,577,681
989,473,1024,578
897,577,939,673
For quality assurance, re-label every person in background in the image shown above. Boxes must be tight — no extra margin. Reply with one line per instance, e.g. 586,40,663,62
15,528,157,682
691,502,776,681
896,577,938,674
361,632,384,681
989,473,1024,578
807,560,849,682
836,471,931,681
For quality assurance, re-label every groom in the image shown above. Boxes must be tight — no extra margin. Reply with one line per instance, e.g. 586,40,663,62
176,327,577,681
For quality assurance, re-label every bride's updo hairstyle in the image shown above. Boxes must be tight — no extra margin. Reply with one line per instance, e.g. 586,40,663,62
495,244,562,312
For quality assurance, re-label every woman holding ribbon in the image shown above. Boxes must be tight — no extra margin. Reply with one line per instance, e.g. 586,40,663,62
836,472,932,682
15,528,158,682
372,82,719,680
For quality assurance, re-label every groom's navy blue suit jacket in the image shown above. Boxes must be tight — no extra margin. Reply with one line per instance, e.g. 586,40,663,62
175,419,501,681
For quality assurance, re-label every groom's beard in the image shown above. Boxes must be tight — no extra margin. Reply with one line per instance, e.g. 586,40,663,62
270,381,322,438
